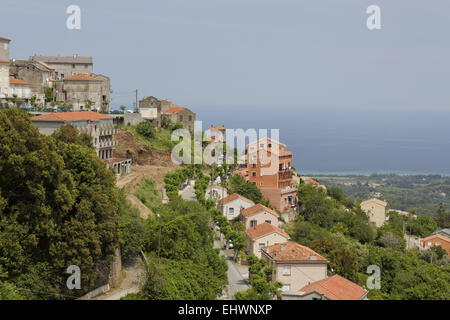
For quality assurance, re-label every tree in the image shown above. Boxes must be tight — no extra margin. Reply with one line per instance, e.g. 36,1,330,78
377,232,405,251
234,254,282,300
435,203,450,229
119,105,126,113
136,121,155,139
0,108,120,298
44,87,54,105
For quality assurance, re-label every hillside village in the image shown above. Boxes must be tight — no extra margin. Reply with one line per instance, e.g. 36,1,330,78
0,35,449,301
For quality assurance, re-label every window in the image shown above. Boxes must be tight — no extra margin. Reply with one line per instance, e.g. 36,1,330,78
427,242,432,246
250,220,257,227
260,182,263,186
260,143,264,148
252,172,256,177
435,242,441,246
265,220,271,224
252,163,256,168
179,115,183,121
282,266,291,276
282,284,291,292
72,64,76,68
258,243,265,251
189,115,192,121
229,208,234,214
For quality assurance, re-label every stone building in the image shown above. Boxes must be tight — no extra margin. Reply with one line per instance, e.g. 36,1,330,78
62,73,103,111
90,73,110,111
9,59,56,104
0,36,10,60
31,111,131,177
139,96,162,127
0,37,11,101
161,105,196,131
31,54,93,80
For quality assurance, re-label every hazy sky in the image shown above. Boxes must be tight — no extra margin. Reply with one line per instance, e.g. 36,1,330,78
1,0,450,110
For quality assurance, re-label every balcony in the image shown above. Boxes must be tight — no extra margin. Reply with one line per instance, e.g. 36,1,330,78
98,140,117,148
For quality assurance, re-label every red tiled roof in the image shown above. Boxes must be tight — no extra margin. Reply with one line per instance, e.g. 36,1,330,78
0,59,9,64
421,234,450,243
63,73,101,81
162,106,186,114
9,77,31,85
218,193,254,206
241,203,279,218
262,241,327,262
31,111,113,122
298,275,367,300
210,125,226,130
245,222,290,240
307,177,319,184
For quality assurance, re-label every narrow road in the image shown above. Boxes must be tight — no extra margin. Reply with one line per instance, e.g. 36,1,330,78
214,238,249,299
94,258,146,300
179,184,196,201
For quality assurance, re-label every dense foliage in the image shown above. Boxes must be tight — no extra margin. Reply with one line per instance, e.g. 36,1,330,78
317,174,450,217
290,182,450,300
234,254,282,300
0,108,122,299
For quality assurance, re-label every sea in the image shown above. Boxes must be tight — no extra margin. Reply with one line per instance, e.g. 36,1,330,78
192,105,450,176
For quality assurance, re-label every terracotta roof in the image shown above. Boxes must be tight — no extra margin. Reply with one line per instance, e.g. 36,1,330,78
262,241,327,262
218,193,254,206
31,111,113,122
0,59,9,64
298,275,367,300
63,73,101,81
210,125,226,130
9,77,31,85
0,37,11,42
162,106,186,114
421,234,450,243
361,198,388,207
245,222,290,240
241,203,279,218
307,177,319,184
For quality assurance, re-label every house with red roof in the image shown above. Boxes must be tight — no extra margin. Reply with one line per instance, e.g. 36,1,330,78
241,203,280,229
218,193,254,220
31,111,131,177
161,105,195,131
245,222,290,258
261,241,328,293
286,275,368,300
420,234,450,256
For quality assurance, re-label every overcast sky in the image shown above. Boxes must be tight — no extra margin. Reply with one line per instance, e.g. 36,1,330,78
1,0,450,110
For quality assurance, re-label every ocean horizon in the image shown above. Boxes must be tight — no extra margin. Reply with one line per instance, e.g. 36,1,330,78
190,105,450,176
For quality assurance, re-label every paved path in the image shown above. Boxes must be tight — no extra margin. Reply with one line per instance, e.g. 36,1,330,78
179,184,197,201
214,239,249,299
94,258,146,300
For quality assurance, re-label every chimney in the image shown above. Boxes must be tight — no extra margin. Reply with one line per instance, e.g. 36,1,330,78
309,254,317,260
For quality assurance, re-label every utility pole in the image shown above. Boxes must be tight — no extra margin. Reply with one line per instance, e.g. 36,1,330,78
157,214,162,263
135,89,138,113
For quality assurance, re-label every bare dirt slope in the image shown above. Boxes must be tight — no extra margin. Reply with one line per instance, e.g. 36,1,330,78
114,129,180,218
114,129,174,166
